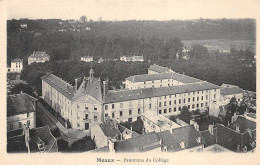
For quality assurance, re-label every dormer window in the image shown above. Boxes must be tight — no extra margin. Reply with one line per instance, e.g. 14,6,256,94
196,137,201,143
179,141,185,149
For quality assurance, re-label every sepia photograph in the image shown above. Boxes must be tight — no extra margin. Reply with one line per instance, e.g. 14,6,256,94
0,0,259,165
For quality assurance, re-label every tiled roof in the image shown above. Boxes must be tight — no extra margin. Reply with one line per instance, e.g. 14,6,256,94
73,77,103,102
246,113,256,119
29,51,50,58
200,129,217,147
104,82,220,103
220,86,243,96
148,64,173,73
41,72,76,99
228,116,256,133
125,72,203,83
11,58,23,63
29,126,57,153
115,132,161,152
157,125,205,152
7,93,37,117
100,119,121,139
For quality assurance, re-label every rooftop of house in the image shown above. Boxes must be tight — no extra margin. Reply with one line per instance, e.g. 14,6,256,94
29,126,57,153
7,93,37,117
200,128,217,148
11,58,23,63
157,125,204,152
118,125,139,138
228,116,256,133
125,72,203,83
115,132,161,152
148,64,174,73
104,81,220,103
29,51,50,58
220,84,243,96
142,113,180,130
100,119,121,139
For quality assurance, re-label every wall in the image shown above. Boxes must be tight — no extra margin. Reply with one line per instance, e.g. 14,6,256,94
7,112,35,132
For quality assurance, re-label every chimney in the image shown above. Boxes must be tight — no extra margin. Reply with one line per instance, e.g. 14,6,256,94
130,125,132,131
75,78,78,90
237,144,240,152
108,139,115,153
179,141,185,149
170,128,173,134
159,139,162,145
103,81,106,97
208,125,214,135
236,125,240,133
196,137,201,143
20,91,23,94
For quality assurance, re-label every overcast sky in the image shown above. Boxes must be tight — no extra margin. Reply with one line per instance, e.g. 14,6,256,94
6,0,260,21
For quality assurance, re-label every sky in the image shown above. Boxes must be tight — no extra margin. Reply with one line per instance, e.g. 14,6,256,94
5,0,260,21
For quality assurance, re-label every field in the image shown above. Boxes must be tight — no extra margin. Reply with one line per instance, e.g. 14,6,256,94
182,39,255,52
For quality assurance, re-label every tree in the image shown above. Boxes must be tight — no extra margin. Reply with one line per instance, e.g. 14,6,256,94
179,106,191,124
190,44,208,59
57,139,69,152
9,83,35,97
69,136,96,152
226,97,238,116
79,15,87,23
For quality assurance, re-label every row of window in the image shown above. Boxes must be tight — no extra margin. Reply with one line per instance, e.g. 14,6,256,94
158,96,208,107
9,120,30,130
105,108,142,118
158,103,208,114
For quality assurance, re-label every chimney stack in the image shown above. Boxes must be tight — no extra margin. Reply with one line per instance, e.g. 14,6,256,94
208,125,214,135
75,78,78,90
236,125,240,133
103,81,106,97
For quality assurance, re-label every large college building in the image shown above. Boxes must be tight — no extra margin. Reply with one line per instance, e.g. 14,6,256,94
41,64,221,131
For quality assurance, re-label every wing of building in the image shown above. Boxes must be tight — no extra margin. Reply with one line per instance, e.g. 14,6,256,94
28,51,50,65
41,64,221,131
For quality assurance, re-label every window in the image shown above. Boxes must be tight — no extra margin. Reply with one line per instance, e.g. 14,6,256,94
205,102,208,107
85,123,89,130
197,104,199,108
120,111,123,117
206,95,208,100
144,82,146,84
159,102,162,107
193,97,195,102
77,123,80,127
201,103,203,107
105,113,108,117
214,94,216,99
129,101,132,107
10,124,13,130
188,105,191,109
169,108,172,112
94,115,98,121
149,103,151,109
169,101,171,105
192,104,195,109
174,100,176,104
128,118,132,122
27,113,30,117
138,108,141,114
179,99,181,104
129,110,132,115
19,122,22,128
85,105,88,110
159,110,162,114
197,91,199,94
105,105,108,110
183,99,186,103
188,98,190,102
112,112,115,118
178,107,181,111
169,95,171,98
152,81,154,83
27,120,30,126
174,107,176,112
197,97,199,101
164,109,167,114
160,84,162,87
94,105,97,111
112,104,115,109
165,96,167,99
164,101,167,106
201,96,203,101
120,103,123,108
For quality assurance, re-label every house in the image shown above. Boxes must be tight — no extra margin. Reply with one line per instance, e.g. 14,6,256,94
81,56,94,62
28,51,50,65
142,113,180,133
7,58,23,73
97,58,104,63
148,64,174,74
220,84,244,104
157,125,205,152
120,55,144,62
20,24,27,29
7,125,58,153
7,93,37,132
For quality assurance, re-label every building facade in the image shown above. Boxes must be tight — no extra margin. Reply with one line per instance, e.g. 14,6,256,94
120,55,144,62
28,51,50,65
42,65,221,130
7,58,23,73
7,93,37,132
81,56,94,62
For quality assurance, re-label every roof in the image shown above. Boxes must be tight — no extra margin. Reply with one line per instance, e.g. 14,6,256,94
133,55,144,60
246,113,256,119
157,125,205,152
41,72,76,99
220,86,243,96
29,51,50,58
7,93,37,117
11,58,23,63
118,125,139,138
228,116,256,133
100,119,121,139
115,132,161,152
125,72,203,83
104,81,220,103
29,126,57,153
148,64,173,73
73,76,103,101
200,129,217,147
